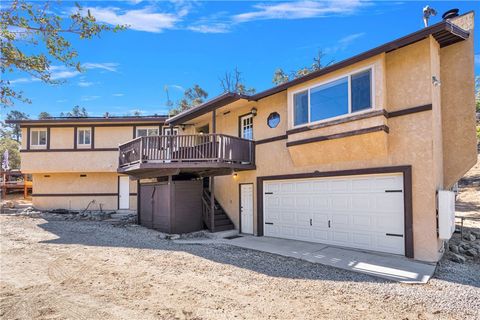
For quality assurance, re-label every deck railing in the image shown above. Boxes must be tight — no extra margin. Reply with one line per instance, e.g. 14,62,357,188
118,134,255,167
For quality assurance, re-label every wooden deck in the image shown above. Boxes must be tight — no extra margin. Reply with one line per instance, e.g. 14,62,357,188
118,134,255,178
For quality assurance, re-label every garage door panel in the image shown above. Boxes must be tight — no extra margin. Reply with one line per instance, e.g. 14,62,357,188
352,215,373,228
331,196,350,211
264,173,405,255
375,193,403,212
279,196,295,208
378,235,404,252
311,229,329,242
281,183,295,193
312,181,329,192
330,179,350,192
295,196,311,208
351,233,373,246
351,196,373,210
372,176,403,191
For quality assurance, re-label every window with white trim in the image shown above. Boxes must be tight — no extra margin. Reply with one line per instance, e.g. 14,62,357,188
136,127,159,137
77,128,91,147
30,129,47,148
240,114,253,140
293,68,372,126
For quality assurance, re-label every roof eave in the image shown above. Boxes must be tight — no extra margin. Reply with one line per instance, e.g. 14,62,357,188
165,92,249,126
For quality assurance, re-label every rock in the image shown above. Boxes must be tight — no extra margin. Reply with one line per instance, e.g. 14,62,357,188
471,230,480,238
5,201,15,208
465,248,478,257
166,234,180,240
449,244,459,254
463,233,476,242
459,242,470,250
448,253,466,263
458,246,466,254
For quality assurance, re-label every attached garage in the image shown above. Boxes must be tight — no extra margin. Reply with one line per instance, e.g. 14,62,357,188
260,169,412,256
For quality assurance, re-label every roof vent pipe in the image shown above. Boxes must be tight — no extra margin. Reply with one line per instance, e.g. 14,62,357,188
423,5,437,27
442,8,459,20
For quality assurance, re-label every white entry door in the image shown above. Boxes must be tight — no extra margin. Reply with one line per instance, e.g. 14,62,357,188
263,173,405,255
240,184,254,234
119,176,130,209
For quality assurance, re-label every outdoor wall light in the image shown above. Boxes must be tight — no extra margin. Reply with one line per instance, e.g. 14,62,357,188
432,76,441,87
233,173,238,178
251,107,258,116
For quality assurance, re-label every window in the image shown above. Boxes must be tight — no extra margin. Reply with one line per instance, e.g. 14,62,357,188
240,114,253,140
136,127,159,137
77,128,91,147
162,127,179,135
31,129,47,147
293,68,372,126
267,112,280,128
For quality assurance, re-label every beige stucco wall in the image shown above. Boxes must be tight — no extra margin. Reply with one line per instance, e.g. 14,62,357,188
50,128,74,149
185,35,474,262
32,173,137,211
440,13,477,188
95,127,134,148
22,151,119,173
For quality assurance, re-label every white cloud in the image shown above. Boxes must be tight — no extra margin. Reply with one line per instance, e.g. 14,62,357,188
168,84,185,92
81,95,101,101
86,6,181,33
56,99,68,103
78,81,94,87
325,32,365,54
475,54,480,65
9,77,39,84
233,0,366,23
112,93,125,97
83,62,119,72
187,23,230,34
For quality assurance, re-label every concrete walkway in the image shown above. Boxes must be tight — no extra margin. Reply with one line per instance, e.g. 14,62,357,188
222,236,436,284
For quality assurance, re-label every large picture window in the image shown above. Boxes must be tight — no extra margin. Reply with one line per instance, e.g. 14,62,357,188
293,68,372,126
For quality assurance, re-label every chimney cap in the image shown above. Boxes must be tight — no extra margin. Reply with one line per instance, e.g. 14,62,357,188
442,8,459,20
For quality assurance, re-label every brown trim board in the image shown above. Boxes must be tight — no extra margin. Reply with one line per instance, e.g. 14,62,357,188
20,122,165,129
387,104,432,118
256,165,414,258
20,148,118,153
32,193,118,197
286,125,389,148
255,135,288,145
26,127,30,150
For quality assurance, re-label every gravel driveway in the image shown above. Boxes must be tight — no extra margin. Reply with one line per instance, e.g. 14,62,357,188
1,214,479,320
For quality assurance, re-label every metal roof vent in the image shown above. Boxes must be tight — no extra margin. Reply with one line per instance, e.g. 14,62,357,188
423,5,437,27
442,8,459,20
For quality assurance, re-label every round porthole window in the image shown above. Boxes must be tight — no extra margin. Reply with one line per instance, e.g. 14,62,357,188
267,112,280,128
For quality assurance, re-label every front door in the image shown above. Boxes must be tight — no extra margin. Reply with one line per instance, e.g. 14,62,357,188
119,176,130,209
240,184,254,234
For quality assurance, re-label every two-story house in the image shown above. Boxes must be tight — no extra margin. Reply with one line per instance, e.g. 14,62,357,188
9,116,167,212
116,11,476,262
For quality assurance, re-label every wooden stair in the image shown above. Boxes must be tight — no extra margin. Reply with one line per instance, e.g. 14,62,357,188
202,189,235,232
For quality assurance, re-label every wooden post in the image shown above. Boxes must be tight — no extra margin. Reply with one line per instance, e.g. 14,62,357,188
210,176,215,233
23,174,27,199
210,110,216,232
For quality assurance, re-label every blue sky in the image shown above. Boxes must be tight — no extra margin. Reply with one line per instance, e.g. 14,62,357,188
2,0,479,118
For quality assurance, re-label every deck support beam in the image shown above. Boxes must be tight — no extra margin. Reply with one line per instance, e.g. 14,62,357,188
210,110,216,232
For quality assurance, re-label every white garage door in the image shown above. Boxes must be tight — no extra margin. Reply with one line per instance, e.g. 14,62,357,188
263,173,405,255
